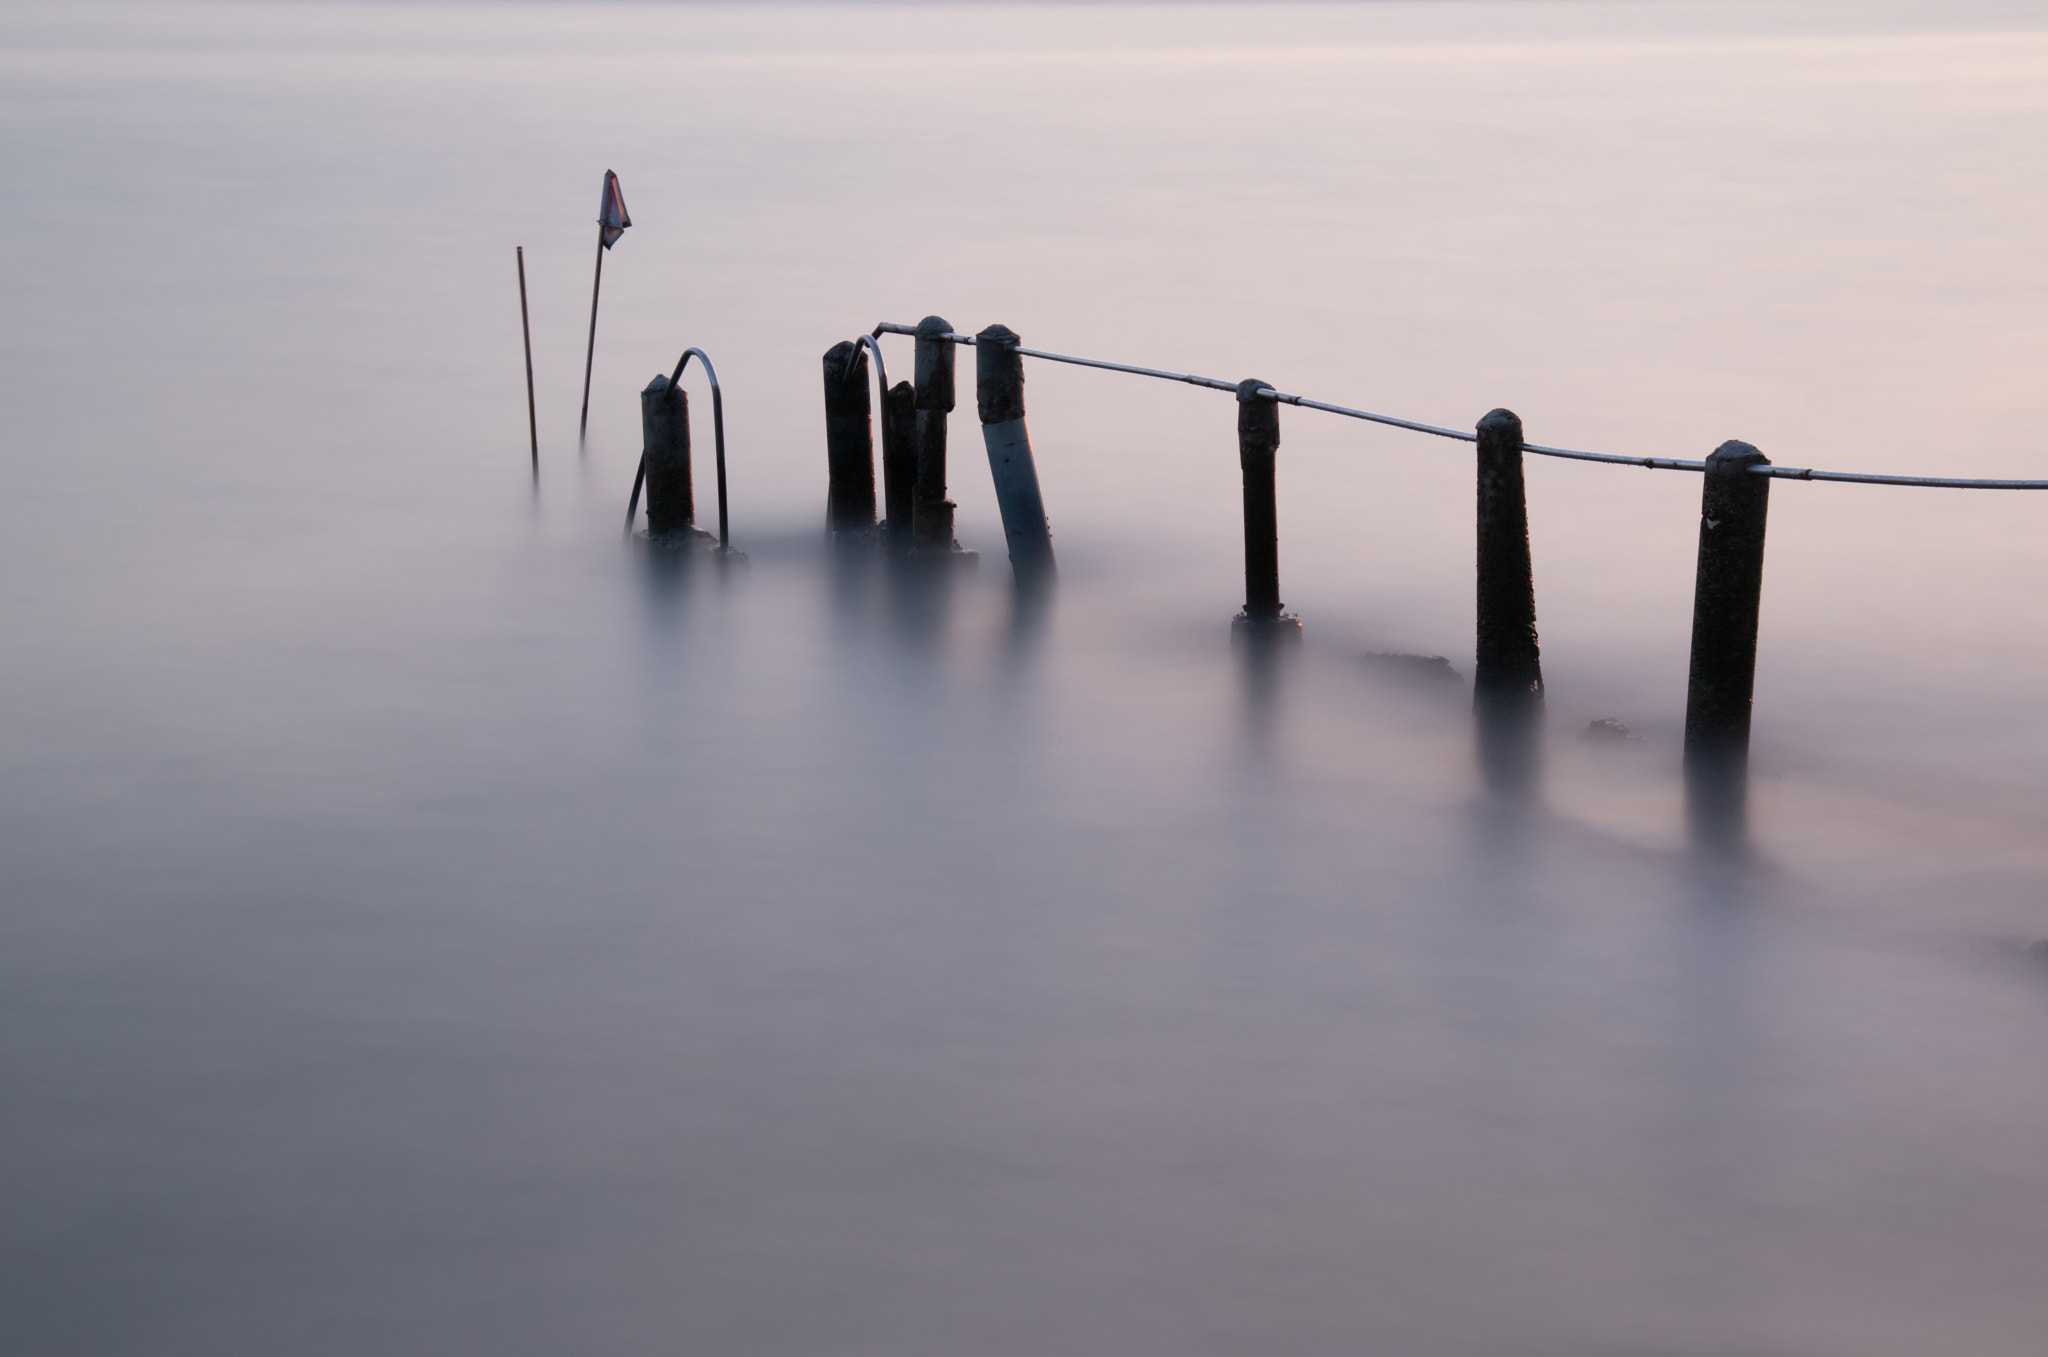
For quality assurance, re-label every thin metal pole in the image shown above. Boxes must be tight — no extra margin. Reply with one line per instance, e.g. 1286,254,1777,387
578,228,604,443
712,379,729,549
516,247,538,474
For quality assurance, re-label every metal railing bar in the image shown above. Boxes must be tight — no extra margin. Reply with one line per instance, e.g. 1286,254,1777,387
671,346,731,545
626,345,733,541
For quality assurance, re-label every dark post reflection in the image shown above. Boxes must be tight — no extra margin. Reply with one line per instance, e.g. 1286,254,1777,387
1000,574,1054,677
1474,696,1542,805
1235,624,1296,769
1685,750,1752,860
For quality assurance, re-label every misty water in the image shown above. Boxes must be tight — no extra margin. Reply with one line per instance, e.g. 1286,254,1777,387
6,2,2048,1353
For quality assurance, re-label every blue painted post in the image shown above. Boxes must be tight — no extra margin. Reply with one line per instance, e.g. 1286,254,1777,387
974,324,1055,585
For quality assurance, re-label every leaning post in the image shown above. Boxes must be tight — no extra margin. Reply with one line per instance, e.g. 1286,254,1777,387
822,340,877,533
639,374,693,535
975,324,1055,585
1684,440,1772,833
1232,378,1298,641
912,315,958,550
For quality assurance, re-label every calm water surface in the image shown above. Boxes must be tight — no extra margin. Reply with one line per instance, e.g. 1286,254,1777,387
5,3,2048,1353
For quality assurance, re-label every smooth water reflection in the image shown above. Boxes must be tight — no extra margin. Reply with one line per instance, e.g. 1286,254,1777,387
5,2,2048,1353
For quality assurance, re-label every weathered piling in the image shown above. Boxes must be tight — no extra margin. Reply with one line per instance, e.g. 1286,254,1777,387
1232,379,1298,640
1474,408,1543,710
976,324,1055,584
822,341,877,532
639,373,692,535
1684,440,1772,833
882,380,917,546
1472,408,1542,798
913,315,958,550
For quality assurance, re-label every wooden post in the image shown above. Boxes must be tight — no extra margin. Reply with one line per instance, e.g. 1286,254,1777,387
882,380,917,547
516,247,538,474
1684,440,1772,832
1474,408,1543,711
822,341,877,532
1236,378,1282,617
975,325,1055,584
1232,378,1296,639
1473,407,1542,797
912,315,957,550
639,374,692,535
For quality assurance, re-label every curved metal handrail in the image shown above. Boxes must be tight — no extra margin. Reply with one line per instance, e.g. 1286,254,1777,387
852,333,902,537
624,346,731,544
855,332,890,399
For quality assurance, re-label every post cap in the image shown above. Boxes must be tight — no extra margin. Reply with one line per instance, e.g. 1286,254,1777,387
914,316,957,410
1477,408,1523,443
822,340,869,415
1237,378,1280,449
1706,439,1770,469
976,325,1025,425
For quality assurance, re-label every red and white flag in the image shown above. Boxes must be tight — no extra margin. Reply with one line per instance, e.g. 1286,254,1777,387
598,170,631,249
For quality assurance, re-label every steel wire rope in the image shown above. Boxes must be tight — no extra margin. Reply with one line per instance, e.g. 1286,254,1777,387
873,322,2048,490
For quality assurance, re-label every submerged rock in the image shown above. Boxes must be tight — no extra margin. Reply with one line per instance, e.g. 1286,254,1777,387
1361,652,1459,688
1580,717,1643,744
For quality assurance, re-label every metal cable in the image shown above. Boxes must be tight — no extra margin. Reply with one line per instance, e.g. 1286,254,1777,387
872,321,2048,490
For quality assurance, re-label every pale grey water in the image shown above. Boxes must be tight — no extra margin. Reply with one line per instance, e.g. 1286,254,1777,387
5,3,2048,1353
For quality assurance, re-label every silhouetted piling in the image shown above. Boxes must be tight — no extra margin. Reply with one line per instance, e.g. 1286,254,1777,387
822,340,877,532
1473,408,1542,796
913,315,958,550
639,373,692,535
882,380,917,546
1474,408,1543,708
1684,439,1772,839
975,324,1055,585
1232,379,1298,641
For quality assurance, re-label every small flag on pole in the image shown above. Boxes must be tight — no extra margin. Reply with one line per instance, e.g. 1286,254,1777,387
598,170,631,249
580,169,630,439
